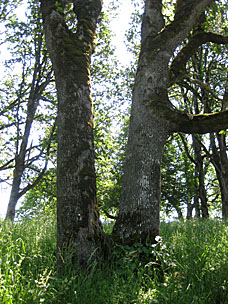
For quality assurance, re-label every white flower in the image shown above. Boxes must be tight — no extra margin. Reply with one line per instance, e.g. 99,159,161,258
155,235,162,242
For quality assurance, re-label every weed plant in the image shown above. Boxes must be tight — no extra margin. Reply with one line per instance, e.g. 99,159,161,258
0,216,228,303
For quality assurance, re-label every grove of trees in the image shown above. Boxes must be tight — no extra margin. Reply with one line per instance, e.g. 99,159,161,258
1,0,228,267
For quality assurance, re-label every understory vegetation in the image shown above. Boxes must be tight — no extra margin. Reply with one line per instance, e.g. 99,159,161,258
1,215,228,304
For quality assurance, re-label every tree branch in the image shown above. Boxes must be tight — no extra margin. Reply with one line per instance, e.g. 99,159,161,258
193,134,221,173
178,133,196,164
146,97,228,134
18,119,56,198
103,209,117,220
173,110,228,134
0,158,15,171
183,74,223,101
169,32,228,86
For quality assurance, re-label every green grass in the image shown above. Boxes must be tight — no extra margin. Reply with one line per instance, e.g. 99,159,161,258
0,217,228,303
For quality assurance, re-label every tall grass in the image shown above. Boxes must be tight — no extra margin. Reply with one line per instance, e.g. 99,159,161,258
0,216,228,303
157,220,228,303
0,216,56,303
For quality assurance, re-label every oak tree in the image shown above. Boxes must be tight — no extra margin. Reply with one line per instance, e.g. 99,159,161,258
1,1,55,221
40,0,104,265
113,0,228,245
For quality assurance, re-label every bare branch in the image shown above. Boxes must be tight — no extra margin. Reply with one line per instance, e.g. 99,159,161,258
184,75,223,101
178,133,196,164
18,119,56,198
169,32,228,86
173,110,228,134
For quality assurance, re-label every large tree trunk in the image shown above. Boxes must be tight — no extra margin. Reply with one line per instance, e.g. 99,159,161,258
187,198,195,220
112,0,171,245
217,78,228,220
112,111,169,244
40,0,103,266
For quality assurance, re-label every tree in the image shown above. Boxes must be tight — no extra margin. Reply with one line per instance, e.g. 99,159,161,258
113,0,228,245
40,0,104,266
0,1,55,221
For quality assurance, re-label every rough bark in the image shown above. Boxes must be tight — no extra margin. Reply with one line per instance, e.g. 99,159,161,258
113,0,228,245
40,0,104,266
112,0,169,245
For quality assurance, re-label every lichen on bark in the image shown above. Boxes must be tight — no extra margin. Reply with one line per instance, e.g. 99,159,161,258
40,0,104,267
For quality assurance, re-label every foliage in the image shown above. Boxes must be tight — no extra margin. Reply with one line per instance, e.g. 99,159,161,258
161,135,197,218
0,0,56,219
1,217,228,303
95,113,128,218
0,0,22,21
16,168,57,220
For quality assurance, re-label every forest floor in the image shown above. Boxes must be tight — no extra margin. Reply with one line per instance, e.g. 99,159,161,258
0,215,228,303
